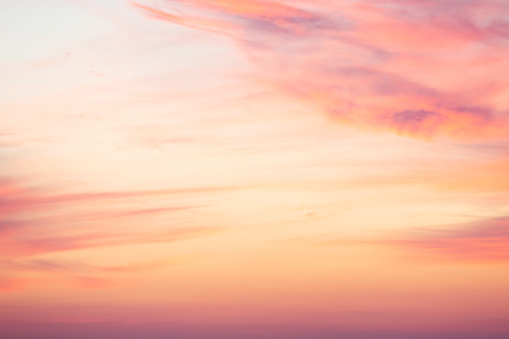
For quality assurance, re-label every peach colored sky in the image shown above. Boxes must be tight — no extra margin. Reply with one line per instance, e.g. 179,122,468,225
1,0,509,338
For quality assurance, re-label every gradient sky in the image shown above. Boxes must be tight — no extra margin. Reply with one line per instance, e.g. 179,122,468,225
1,0,509,338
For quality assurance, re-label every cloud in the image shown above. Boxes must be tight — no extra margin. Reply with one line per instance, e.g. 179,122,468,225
1,257,183,275
135,0,509,139
0,177,227,259
314,212,509,263
389,217,509,263
338,216,509,264
0,175,226,292
1,226,220,258
0,256,193,290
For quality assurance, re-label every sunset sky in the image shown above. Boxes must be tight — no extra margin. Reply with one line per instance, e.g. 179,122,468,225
1,0,509,338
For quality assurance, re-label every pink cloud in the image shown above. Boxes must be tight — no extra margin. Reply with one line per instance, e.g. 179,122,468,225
0,257,183,291
135,0,509,140
389,217,509,263
315,215,509,263
1,226,220,258
0,177,225,258
0,176,226,292
317,213,509,263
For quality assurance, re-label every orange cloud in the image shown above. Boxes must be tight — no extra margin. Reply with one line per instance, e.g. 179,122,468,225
135,0,509,140
0,257,189,291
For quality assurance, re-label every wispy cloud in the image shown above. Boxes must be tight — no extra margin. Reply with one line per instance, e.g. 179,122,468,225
388,217,509,263
0,174,226,291
0,177,226,258
0,256,194,290
135,0,509,139
1,225,220,258
319,216,509,264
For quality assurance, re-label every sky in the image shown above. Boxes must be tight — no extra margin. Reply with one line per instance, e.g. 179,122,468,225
1,0,509,338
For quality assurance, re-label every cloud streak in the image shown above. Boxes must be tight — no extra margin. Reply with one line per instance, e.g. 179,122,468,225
1,225,220,258
135,0,509,139
389,217,509,263
0,256,193,290
316,214,509,264
0,174,226,292
0,177,225,259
